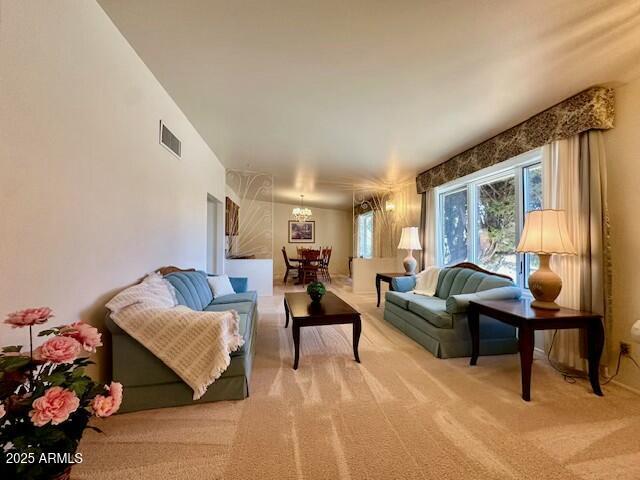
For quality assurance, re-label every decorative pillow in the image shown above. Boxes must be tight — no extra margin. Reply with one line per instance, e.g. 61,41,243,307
208,275,236,298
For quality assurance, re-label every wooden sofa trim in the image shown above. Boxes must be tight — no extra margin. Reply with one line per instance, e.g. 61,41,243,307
156,266,197,277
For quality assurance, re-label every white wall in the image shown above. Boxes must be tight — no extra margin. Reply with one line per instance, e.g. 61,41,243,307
225,259,274,296
0,1,226,376
273,202,352,279
206,195,224,274
352,258,404,294
603,75,640,392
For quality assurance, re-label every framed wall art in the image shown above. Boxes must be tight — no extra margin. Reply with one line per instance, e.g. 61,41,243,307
288,221,315,243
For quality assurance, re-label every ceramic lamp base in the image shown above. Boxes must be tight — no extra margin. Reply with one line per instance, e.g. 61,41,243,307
403,250,417,274
530,299,561,310
528,254,562,310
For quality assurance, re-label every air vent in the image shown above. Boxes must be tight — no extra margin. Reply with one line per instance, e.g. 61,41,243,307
159,120,181,158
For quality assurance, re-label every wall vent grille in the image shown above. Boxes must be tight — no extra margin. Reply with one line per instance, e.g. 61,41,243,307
159,120,181,158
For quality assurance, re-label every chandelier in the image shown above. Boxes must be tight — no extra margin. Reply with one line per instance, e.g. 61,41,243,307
292,195,312,222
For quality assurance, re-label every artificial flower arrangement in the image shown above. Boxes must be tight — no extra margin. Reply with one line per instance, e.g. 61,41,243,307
0,307,122,480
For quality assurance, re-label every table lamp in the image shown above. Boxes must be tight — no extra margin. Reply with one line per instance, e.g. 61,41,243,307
516,209,577,310
398,226,422,274
631,320,640,344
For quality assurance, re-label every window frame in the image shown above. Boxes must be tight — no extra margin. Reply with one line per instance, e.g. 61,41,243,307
434,148,543,289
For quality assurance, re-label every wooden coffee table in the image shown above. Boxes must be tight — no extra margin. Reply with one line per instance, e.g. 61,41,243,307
284,291,362,369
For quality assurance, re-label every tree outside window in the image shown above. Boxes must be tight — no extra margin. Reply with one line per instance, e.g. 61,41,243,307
477,175,517,278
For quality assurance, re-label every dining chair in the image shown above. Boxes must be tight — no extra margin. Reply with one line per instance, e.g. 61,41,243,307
320,247,332,283
300,249,321,285
281,247,299,285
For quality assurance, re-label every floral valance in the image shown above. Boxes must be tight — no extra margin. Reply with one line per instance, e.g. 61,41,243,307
416,86,615,194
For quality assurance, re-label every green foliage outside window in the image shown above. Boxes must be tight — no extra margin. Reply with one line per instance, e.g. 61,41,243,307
477,177,516,274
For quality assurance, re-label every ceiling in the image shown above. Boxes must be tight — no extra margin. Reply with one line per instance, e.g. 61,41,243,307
99,0,640,209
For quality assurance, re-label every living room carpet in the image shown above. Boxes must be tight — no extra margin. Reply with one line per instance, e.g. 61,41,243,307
75,278,640,480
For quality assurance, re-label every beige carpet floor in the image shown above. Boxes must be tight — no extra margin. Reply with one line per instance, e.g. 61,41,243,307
74,278,640,480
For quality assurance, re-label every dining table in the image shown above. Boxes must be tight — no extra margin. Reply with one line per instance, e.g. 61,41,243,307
289,249,322,284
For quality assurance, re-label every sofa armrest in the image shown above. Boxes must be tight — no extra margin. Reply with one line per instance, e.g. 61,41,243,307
446,286,522,314
391,276,416,293
229,277,248,293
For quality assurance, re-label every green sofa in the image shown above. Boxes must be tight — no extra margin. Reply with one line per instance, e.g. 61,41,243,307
383,265,521,358
105,270,257,412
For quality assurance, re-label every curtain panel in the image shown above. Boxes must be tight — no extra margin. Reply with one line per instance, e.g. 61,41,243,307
419,191,437,270
543,131,612,370
416,87,614,194
419,193,427,270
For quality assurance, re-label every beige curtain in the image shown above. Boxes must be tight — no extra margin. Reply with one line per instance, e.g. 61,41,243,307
422,188,436,267
542,131,611,371
420,189,437,269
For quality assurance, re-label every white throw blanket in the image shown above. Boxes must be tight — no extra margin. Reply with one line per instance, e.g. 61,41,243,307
413,266,441,297
106,273,244,400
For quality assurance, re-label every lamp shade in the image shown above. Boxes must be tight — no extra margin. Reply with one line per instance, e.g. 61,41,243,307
516,209,577,255
397,226,422,251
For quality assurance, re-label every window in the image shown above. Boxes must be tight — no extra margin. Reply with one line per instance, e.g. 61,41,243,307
357,211,373,258
440,189,468,265
476,174,517,278
523,163,543,286
435,149,543,288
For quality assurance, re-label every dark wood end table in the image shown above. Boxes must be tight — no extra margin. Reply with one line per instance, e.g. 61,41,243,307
468,298,604,401
375,272,412,307
284,292,362,369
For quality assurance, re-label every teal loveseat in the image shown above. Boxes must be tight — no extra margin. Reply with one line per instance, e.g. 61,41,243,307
106,270,257,412
383,265,521,358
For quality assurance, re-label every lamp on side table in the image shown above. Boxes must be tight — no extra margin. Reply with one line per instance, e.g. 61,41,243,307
516,209,577,310
397,226,422,274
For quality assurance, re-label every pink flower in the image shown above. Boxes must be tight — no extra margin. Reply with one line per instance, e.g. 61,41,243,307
0,404,5,418
29,387,80,427
34,336,82,364
4,307,53,328
92,382,123,417
62,321,103,353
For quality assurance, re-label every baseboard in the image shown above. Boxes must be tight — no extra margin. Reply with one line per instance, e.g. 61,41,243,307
533,349,640,396
611,379,640,396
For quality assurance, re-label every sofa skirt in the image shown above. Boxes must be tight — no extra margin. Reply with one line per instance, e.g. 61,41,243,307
118,374,249,413
383,302,518,359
